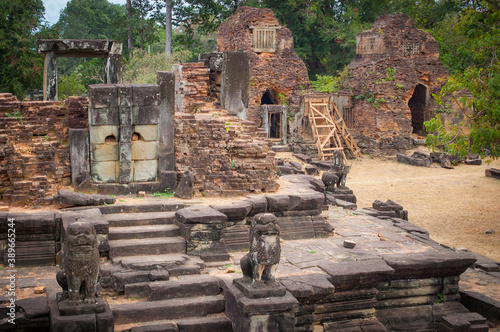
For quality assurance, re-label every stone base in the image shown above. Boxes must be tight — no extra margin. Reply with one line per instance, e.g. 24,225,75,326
57,297,106,316
233,278,287,299
50,295,114,332
220,278,298,332
94,182,162,195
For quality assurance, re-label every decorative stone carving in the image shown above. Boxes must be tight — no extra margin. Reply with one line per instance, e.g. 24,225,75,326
240,213,281,283
57,221,100,305
322,150,349,191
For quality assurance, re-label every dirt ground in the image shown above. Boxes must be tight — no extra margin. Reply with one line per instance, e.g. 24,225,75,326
344,152,500,262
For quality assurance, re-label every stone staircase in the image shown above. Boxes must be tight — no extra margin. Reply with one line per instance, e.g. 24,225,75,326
112,275,231,331
98,210,233,331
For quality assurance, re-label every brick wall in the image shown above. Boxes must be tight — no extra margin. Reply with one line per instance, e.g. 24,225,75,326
0,94,88,206
216,6,311,125
175,112,278,196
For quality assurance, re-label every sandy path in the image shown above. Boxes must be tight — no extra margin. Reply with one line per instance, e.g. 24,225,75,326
346,155,500,262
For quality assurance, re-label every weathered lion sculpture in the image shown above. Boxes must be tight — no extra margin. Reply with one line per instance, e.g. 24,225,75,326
240,213,281,283
57,221,100,305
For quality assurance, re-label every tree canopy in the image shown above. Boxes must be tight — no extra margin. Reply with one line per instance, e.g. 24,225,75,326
0,0,57,98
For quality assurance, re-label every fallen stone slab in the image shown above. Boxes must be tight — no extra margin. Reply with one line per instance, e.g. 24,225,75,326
334,198,357,210
293,153,312,164
485,168,500,179
310,160,332,171
53,189,115,208
305,165,319,175
396,151,432,167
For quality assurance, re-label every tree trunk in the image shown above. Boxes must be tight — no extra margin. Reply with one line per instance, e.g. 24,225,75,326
165,0,172,56
126,0,133,53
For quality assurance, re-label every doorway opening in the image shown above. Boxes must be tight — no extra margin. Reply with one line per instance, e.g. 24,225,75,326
269,112,281,139
408,84,428,134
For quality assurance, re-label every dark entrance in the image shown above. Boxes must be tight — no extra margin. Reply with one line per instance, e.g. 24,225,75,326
261,90,275,105
408,84,427,134
269,112,281,139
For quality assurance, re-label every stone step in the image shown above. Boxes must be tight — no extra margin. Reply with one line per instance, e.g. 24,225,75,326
114,314,233,332
104,212,176,227
112,295,226,325
109,237,186,258
108,224,180,240
112,254,195,270
148,275,221,301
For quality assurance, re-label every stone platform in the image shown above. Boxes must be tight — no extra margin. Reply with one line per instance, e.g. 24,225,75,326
1,199,499,331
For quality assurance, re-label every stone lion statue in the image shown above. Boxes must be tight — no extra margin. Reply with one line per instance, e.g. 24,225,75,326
57,221,100,305
241,213,281,283
322,150,349,190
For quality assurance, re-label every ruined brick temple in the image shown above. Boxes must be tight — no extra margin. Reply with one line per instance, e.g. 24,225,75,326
346,14,449,153
0,8,497,332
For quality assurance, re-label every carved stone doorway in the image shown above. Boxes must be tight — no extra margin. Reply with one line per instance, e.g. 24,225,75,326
261,105,287,145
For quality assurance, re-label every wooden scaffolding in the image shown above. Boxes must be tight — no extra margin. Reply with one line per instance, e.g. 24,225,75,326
304,96,361,161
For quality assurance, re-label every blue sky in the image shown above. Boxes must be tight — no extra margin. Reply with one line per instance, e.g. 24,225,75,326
43,0,127,25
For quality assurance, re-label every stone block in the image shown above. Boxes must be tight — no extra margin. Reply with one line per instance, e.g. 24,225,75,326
174,171,194,199
91,161,118,183
117,84,132,107
119,124,132,143
279,274,335,302
175,206,228,224
16,296,50,319
133,106,160,125
245,196,267,216
90,125,119,144
159,171,177,192
305,165,319,175
8,211,59,241
69,129,91,188
133,160,157,182
276,216,315,240
220,52,249,118
320,259,395,291
288,193,324,211
119,107,132,125
132,141,158,160
134,125,158,141
485,168,500,179
210,201,252,221
157,71,175,172
382,251,476,280
233,278,287,299
89,84,119,125
131,84,160,106
92,143,118,162
266,194,290,212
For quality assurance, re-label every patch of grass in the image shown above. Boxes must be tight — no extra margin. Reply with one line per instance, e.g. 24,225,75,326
152,188,175,199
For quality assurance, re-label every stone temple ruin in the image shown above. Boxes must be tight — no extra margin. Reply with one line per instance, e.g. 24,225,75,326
1,7,499,332
346,14,449,153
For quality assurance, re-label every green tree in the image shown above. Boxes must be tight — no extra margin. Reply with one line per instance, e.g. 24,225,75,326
58,0,126,39
425,1,499,158
0,0,57,98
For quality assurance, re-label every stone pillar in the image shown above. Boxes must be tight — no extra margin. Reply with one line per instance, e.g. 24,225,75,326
104,42,123,84
118,85,132,183
157,72,176,172
43,52,57,101
221,52,249,119
69,129,91,189
175,206,230,262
